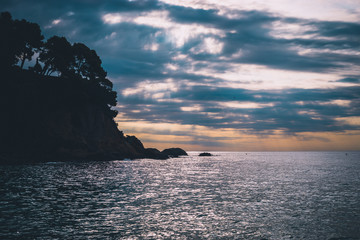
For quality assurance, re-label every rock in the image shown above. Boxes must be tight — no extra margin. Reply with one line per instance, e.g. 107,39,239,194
199,152,212,156
161,148,188,158
144,148,168,160
125,135,145,153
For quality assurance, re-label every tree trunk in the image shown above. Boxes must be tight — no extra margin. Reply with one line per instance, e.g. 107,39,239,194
20,56,25,69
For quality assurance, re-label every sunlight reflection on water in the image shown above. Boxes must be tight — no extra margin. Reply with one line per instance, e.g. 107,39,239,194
0,152,359,239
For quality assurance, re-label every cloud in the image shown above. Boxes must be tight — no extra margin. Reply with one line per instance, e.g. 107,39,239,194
308,21,360,40
1,0,360,150
118,84,360,135
3,0,359,76
336,77,360,83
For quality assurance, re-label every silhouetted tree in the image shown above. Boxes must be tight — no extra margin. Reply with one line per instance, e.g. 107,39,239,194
1,12,118,119
0,12,43,70
13,18,44,69
72,43,107,81
72,43,93,79
40,36,73,76
0,12,18,69
71,42,116,110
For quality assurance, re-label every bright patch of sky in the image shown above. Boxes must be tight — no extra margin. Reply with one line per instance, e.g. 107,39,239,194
103,10,224,48
159,0,360,21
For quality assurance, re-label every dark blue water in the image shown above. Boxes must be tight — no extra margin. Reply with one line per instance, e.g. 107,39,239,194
1,152,359,239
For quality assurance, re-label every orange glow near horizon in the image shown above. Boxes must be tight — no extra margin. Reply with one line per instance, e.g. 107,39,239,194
116,118,360,151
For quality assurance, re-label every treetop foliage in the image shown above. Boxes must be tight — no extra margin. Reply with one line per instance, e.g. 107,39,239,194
0,11,118,118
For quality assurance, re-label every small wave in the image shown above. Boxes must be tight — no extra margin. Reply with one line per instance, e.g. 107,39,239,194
44,161,64,164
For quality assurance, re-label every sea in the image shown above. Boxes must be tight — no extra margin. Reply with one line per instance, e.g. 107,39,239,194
0,152,359,239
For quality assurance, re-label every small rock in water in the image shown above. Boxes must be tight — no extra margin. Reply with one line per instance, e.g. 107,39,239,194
199,152,212,156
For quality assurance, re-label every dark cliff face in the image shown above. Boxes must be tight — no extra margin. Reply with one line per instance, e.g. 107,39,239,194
34,103,144,160
0,69,183,164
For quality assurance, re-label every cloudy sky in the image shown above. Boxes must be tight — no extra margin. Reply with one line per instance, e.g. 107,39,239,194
2,0,360,151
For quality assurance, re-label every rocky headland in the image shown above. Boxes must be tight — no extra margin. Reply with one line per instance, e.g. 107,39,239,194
0,12,187,164
0,69,187,164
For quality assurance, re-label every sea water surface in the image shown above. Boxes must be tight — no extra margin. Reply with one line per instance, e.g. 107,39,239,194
0,152,359,239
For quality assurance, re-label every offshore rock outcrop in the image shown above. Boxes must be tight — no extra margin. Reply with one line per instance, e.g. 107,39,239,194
199,152,212,156
161,148,188,157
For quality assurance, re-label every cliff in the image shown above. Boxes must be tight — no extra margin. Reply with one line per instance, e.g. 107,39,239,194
0,69,186,164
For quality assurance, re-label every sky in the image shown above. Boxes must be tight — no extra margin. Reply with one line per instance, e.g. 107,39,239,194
2,0,360,151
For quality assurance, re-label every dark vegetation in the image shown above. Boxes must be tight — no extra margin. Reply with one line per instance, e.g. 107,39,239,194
0,12,186,163
0,11,117,118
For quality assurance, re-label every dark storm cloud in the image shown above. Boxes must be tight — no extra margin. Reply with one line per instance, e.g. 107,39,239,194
336,77,360,83
170,86,360,104
1,0,161,14
168,6,278,30
288,38,360,50
230,44,341,72
307,21,360,40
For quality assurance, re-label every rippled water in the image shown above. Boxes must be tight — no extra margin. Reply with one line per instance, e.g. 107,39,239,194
0,152,359,239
